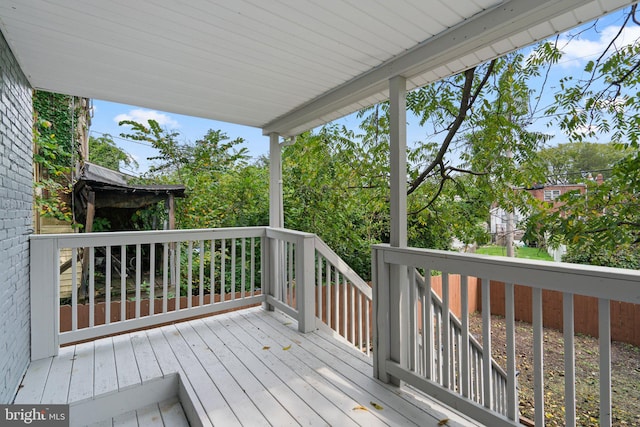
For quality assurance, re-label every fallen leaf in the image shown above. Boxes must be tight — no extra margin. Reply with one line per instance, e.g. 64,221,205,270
370,401,383,410
353,405,368,411
438,418,449,426
283,322,292,326
262,346,270,350
283,345,292,351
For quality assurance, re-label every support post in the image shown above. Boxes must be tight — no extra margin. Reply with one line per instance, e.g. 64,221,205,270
30,237,59,360
269,133,283,228
372,245,391,383
297,235,316,332
265,133,282,311
388,75,408,386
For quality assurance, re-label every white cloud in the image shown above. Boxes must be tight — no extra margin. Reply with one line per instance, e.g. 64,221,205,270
114,108,180,128
556,24,640,68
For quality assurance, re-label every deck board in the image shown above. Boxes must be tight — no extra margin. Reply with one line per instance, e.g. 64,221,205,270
68,341,95,402
160,324,242,426
94,338,117,396
180,320,270,427
15,307,481,427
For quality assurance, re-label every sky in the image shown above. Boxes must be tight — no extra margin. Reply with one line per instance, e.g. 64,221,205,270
88,8,637,176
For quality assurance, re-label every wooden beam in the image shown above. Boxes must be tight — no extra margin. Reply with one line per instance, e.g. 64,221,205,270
80,191,95,301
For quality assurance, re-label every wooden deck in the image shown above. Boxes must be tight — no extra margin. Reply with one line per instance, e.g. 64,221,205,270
15,307,481,426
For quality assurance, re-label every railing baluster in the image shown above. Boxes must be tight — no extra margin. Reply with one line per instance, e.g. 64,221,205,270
287,242,293,306
425,269,433,380
210,239,216,304
481,278,492,410
120,245,126,321
163,243,168,313
599,298,612,427
533,287,544,427
366,290,371,356
333,267,339,332
221,239,226,303
187,241,193,309
349,282,355,345
232,238,237,301
105,246,111,325
326,263,331,330
442,273,451,389
71,248,78,331
89,247,95,327
149,244,155,315
316,256,322,319
418,276,425,376
250,237,255,297
241,238,246,300
199,240,204,306
461,275,470,398
505,282,517,420
358,292,363,352
435,304,442,384
342,276,347,338
563,292,576,427
409,268,417,372
176,243,181,310
135,243,141,318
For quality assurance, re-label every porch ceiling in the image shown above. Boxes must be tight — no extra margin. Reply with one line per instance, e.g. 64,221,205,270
0,0,635,137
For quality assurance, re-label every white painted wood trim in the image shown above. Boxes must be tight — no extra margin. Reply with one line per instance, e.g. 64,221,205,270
262,0,593,137
30,237,60,360
505,283,518,421
269,133,282,228
563,292,576,426
376,244,640,302
532,288,545,427
389,75,407,248
297,234,316,333
69,374,180,427
599,298,612,427
59,295,264,345
385,361,517,427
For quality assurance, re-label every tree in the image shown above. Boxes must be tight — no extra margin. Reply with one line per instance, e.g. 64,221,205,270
536,141,630,184
524,6,640,267
88,135,138,171
119,120,264,230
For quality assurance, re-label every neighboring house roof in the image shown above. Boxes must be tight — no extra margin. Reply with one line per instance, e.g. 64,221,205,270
75,162,185,211
0,0,633,137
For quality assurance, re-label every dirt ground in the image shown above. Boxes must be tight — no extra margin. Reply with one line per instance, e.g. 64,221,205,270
468,313,640,426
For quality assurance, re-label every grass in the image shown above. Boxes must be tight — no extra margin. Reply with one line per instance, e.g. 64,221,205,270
476,245,554,261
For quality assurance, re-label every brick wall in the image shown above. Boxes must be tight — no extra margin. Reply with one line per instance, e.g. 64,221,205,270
0,31,33,403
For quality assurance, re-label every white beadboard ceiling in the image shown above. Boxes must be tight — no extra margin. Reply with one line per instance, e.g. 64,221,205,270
0,0,635,137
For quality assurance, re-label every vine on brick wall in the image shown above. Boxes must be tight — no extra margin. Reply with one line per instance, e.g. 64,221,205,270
33,117,73,222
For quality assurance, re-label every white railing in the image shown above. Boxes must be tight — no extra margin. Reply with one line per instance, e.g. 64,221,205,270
372,244,640,427
30,227,372,360
263,229,372,354
314,237,372,355
411,271,508,413
31,227,266,359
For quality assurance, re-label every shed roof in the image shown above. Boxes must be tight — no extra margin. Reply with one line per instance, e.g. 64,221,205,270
0,0,635,137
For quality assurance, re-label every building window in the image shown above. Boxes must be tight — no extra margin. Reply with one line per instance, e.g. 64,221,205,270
544,189,561,201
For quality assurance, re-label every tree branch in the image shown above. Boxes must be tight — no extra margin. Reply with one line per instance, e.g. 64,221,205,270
407,59,496,196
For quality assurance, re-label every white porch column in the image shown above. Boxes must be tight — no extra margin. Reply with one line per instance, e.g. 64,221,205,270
387,75,408,386
389,76,407,247
266,133,283,312
269,132,283,228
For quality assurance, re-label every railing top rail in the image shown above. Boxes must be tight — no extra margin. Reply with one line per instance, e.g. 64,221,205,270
265,227,315,243
374,244,640,304
30,227,269,248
